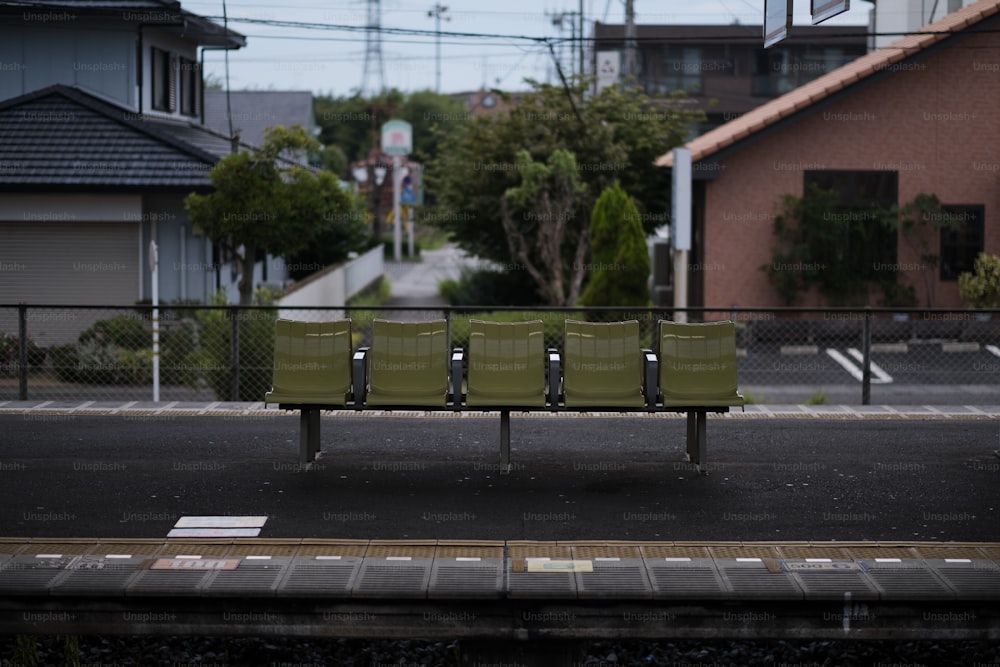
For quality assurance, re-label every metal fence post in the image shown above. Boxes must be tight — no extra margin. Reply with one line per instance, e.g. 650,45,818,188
861,308,872,405
230,307,240,402
17,303,27,401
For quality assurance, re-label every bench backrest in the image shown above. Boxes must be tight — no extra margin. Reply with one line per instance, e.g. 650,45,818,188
658,320,743,407
366,319,449,407
265,319,353,405
563,319,645,408
466,319,546,407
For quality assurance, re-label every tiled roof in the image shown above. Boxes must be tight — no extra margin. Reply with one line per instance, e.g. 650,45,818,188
656,0,1000,168
0,85,238,190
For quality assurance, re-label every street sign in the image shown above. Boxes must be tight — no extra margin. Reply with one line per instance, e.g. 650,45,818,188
381,119,412,156
812,0,850,25
764,0,793,48
596,51,621,93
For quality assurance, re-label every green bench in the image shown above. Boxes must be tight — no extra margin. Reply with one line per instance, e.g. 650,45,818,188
265,318,743,474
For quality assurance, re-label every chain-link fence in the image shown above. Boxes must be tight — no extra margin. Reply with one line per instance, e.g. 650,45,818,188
1,305,998,404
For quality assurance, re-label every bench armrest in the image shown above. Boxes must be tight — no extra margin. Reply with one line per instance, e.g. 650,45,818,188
450,347,465,410
352,348,369,410
548,348,561,408
643,349,658,410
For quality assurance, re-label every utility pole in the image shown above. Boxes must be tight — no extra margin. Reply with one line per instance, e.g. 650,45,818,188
578,0,585,79
624,0,637,81
428,3,449,93
361,0,385,95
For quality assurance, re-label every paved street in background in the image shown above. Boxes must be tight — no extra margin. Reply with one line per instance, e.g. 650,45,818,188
1,411,997,543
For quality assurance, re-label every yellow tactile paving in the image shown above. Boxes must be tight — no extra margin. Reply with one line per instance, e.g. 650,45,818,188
777,545,852,559
226,543,300,557
22,540,98,555
709,545,781,559
366,543,436,558
639,545,712,558
93,540,166,556
846,546,920,560
297,541,369,558
160,542,233,557
435,545,504,559
571,545,642,559
507,542,572,559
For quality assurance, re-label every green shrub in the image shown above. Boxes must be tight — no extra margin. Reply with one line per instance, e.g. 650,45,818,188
187,288,277,401
78,315,147,350
958,252,1000,309
438,267,541,307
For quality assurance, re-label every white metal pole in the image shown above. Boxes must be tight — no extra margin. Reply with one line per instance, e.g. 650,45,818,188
672,147,692,323
150,239,160,402
393,155,402,262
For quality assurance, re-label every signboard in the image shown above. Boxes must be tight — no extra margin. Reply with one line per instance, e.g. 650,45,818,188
812,0,850,24
671,148,691,252
150,558,241,570
380,119,412,156
764,0,793,48
596,51,621,93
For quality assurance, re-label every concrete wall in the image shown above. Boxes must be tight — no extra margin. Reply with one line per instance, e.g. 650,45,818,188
277,244,385,318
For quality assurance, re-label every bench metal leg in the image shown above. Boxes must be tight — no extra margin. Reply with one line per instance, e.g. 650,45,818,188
300,408,320,464
685,411,708,475
499,409,511,475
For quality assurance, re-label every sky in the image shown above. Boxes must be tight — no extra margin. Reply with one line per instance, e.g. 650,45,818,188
183,0,872,98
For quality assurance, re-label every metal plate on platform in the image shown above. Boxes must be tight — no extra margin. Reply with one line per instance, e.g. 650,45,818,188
0,555,75,595
644,557,728,599
860,560,956,600
277,556,362,598
126,559,227,596
353,558,432,598
576,559,652,599
203,557,290,597
716,558,803,600
781,560,879,601
429,558,504,599
924,559,1000,599
50,556,148,597
507,558,577,599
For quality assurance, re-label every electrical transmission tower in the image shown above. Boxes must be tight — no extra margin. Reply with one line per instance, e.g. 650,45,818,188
361,0,385,96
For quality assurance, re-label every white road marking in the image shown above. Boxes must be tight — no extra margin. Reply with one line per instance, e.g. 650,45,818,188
986,344,1000,359
847,348,893,384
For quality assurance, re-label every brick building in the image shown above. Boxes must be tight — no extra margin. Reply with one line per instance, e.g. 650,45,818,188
657,0,1000,309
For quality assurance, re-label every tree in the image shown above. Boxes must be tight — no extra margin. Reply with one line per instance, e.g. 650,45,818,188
425,79,701,269
185,125,358,305
885,193,965,307
500,149,587,307
579,183,651,309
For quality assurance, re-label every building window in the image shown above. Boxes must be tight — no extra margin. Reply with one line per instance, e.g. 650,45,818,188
179,57,201,117
151,47,176,112
657,46,702,95
804,170,899,279
939,205,985,280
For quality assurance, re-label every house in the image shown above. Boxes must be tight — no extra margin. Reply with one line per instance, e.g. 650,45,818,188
203,90,319,161
0,0,294,345
870,0,983,48
592,23,867,134
656,0,1000,310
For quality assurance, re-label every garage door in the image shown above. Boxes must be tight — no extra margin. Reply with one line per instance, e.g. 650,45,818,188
0,222,139,346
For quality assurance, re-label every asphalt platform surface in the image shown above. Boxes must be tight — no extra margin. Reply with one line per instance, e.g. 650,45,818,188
1,409,998,543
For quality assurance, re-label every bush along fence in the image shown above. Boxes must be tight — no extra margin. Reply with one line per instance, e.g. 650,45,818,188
1,305,998,405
